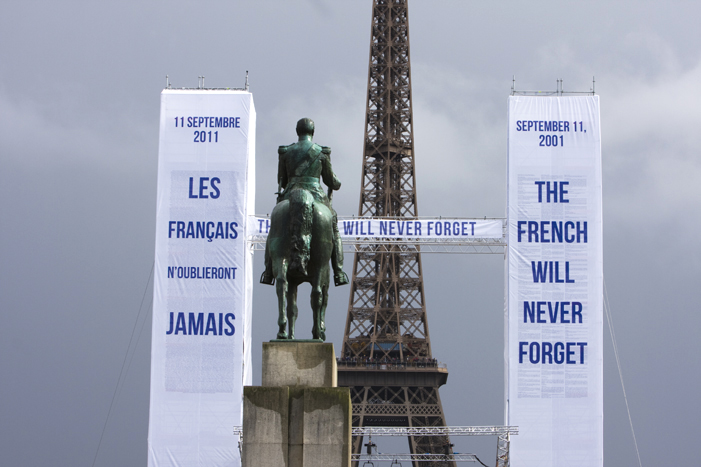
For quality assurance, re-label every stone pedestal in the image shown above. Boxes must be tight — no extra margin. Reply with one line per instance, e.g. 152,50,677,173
262,342,338,387
242,387,289,467
243,342,351,467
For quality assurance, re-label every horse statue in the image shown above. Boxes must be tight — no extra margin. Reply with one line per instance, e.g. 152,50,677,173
260,118,348,341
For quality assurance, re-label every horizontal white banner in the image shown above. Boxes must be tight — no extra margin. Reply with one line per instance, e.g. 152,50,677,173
248,216,504,240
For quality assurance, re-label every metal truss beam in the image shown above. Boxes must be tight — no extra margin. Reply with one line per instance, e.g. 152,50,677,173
232,425,518,437
353,426,518,436
496,432,511,467
248,236,505,254
353,453,477,462
233,426,513,466
346,239,504,254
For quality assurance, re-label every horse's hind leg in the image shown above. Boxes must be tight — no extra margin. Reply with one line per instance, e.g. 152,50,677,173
286,285,298,339
319,280,329,341
310,277,327,341
260,241,275,285
276,277,288,339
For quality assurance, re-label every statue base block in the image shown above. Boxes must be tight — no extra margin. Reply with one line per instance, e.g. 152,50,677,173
262,342,337,387
242,387,290,466
243,343,351,467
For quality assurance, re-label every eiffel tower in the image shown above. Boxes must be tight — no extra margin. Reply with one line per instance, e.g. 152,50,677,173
337,1,455,466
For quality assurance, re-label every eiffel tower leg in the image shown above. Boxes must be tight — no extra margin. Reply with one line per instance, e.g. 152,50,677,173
407,387,456,467
350,386,366,467
344,384,455,467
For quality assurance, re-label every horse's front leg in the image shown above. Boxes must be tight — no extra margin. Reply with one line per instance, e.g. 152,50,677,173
287,285,298,339
276,276,288,339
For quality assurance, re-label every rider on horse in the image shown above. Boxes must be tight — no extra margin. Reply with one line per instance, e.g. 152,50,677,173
260,118,349,287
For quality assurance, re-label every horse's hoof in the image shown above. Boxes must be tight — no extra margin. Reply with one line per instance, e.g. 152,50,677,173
277,331,288,339
334,272,349,286
312,330,326,341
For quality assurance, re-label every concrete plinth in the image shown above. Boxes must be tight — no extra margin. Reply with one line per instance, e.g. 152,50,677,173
262,342,337,387
297,388,351,467
243,342,350,467
242,387,289,467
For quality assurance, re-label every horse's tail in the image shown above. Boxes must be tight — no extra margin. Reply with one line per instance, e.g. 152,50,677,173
288,189,313,275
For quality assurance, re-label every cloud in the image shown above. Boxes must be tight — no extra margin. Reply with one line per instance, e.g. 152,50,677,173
603,60,701,231
0,86,155,177
256,77,367,217
395,63,508,218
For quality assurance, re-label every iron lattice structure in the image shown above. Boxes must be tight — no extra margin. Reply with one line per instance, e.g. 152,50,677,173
339,1,455,466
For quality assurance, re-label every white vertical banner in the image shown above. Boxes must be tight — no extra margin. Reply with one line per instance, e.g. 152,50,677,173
506,96,602,466
149,90,255,467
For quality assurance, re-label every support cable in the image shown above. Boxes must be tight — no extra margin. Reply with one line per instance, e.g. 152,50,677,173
91,262,154,467
123,290,153,395
603,278,643,467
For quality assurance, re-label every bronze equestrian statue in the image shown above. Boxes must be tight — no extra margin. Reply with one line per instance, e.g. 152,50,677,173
260,118,348,341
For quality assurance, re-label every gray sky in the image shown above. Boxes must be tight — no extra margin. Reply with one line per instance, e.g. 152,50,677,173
1,0,700,465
